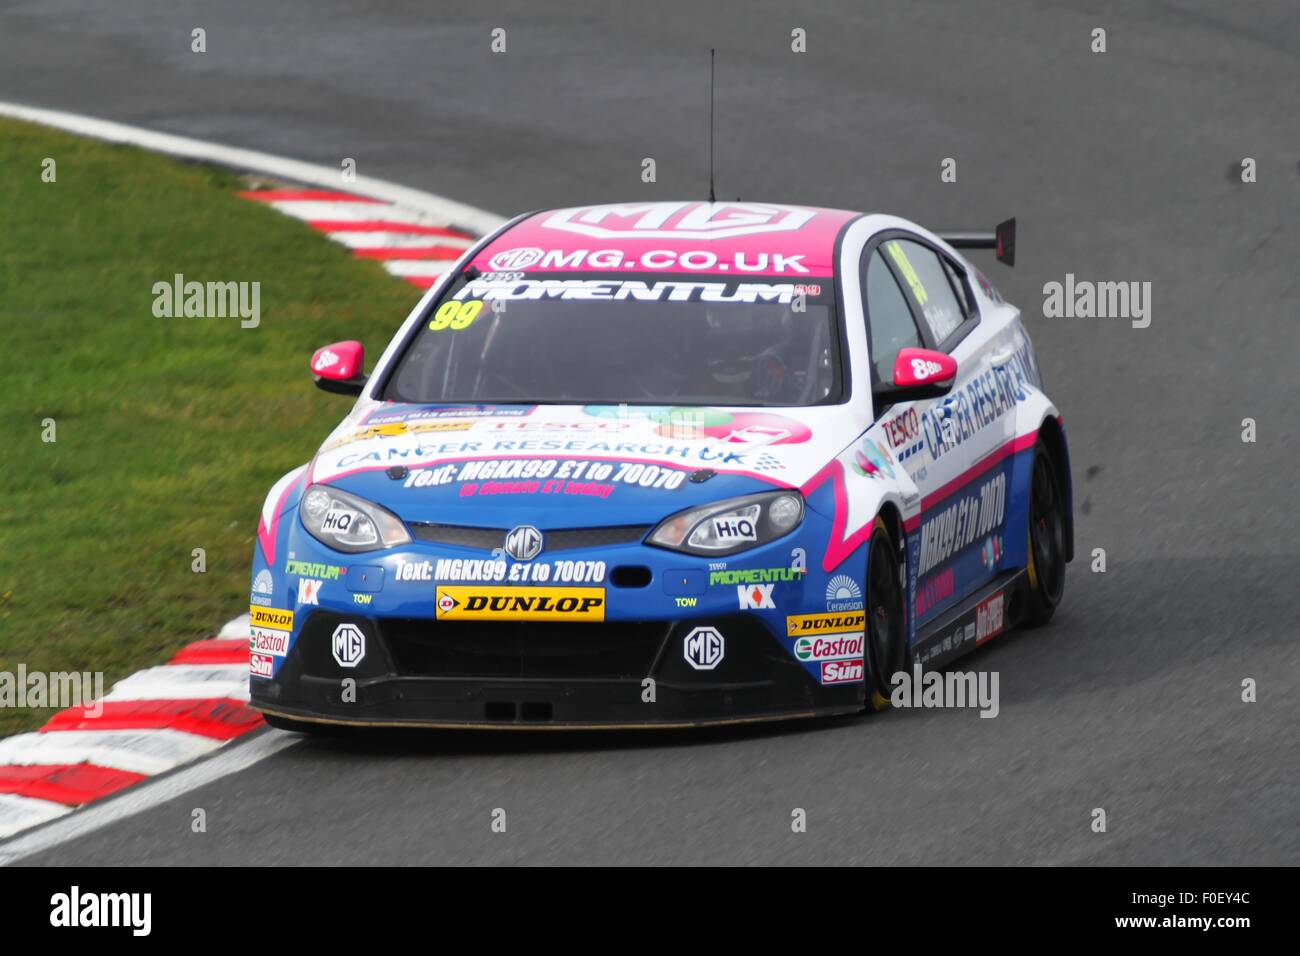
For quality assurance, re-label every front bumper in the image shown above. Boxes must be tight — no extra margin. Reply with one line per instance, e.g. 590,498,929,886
251,487,871,729
251,609,863,728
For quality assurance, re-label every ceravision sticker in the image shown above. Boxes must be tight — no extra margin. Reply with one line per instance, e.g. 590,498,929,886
250,568,274,606
825,574,863,611
435,586,606,621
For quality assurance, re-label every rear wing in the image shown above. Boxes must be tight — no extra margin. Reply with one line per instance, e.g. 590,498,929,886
937,217,1015,267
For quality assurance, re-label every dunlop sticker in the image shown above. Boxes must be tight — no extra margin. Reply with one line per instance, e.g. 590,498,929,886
435,586,606,622
249,606,294,631
785,610,865,637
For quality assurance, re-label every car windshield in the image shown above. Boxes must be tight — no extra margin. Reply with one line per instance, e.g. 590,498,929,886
380,272,842,406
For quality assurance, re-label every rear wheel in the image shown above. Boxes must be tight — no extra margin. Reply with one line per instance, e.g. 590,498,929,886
863,518,908,712
1024,441,1067,626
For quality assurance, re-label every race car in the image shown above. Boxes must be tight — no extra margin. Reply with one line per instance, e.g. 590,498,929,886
248,201,1072,730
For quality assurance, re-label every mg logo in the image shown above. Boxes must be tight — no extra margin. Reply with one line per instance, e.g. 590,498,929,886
487,246,543,270
331,623,366,668
682,626,725,671
504,525,543,561
542,202,815,240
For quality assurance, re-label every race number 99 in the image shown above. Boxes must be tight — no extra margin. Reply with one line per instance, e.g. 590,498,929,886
429,299,484,331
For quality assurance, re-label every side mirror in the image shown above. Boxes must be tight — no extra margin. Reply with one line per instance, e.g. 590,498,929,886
311,341,367,396
872,347,957,404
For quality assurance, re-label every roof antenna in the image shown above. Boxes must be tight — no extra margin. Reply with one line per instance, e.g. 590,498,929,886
708,48,716,204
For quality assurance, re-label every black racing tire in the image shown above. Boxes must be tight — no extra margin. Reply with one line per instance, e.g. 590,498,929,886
863,517,908,713
1024,440,1068,627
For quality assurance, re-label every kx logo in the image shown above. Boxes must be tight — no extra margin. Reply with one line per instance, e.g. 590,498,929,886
298,578,322,605
738,583,775,610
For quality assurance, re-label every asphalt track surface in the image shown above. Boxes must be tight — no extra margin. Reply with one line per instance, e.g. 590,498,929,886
3,1,1298,865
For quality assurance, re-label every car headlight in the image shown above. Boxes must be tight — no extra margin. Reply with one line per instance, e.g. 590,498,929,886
299,483,411,553
647,491,804,556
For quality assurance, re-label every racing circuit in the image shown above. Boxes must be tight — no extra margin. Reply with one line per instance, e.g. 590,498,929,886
1,0,1297,864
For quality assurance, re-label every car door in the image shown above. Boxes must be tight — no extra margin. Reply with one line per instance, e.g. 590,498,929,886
865,234,1015,626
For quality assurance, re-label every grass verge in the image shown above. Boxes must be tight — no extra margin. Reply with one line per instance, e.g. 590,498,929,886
0,117,422,735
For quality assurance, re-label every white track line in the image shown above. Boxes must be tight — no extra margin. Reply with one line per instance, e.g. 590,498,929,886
0,101,506,236
382,260,457,278
0,729,223,776
0,730,298,864
0,795,71,840
253,200,454,225
218,614,251,638
329,231,475,250
103,664,251,703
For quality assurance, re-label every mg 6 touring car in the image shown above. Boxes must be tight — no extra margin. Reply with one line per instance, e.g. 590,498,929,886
248,201,1072,730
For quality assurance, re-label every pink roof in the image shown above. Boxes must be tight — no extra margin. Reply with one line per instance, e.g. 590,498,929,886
472,201,860,278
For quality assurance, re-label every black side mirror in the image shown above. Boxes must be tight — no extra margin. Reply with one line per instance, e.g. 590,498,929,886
314,374,368,396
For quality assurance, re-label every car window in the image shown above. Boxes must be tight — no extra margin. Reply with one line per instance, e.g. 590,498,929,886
883,239,966,343
381,272,842,406
864,250,923,384
941,257,974,319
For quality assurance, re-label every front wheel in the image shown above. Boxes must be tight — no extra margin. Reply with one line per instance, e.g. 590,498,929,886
1024,441,1067,626
863,518,907,712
